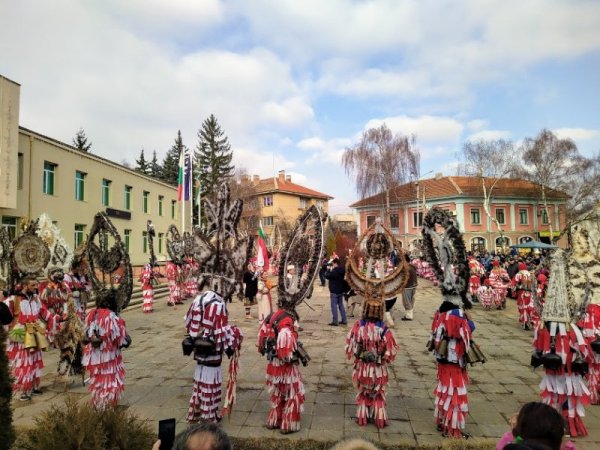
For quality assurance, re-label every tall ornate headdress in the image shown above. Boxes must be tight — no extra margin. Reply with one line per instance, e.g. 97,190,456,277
421,208,471,308
346,218,408,320
85,212,133,313
146,220,157,267
193,183,252,300
277,205,326,314
166,224,194,265
36,213,73,273
11,219,51,283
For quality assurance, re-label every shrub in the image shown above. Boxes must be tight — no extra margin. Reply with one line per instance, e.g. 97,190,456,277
0,327,15,450
13,397,154,450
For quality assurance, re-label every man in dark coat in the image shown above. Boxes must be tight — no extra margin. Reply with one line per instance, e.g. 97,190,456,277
325,258,347,326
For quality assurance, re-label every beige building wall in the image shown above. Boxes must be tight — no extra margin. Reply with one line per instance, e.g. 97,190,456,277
259,191,329,234
0,76,20,209
0,128,179,266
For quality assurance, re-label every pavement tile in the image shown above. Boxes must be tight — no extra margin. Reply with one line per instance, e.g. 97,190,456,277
309,414,345,431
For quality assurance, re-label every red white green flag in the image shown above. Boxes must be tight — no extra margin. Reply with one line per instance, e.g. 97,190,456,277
256,222,269,272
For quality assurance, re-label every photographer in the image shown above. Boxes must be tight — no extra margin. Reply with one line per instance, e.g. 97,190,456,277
325,258,347,326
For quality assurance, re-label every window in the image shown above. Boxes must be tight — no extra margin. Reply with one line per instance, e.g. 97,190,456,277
496,236,510,248
389,214,399,229
171,200,176,219
519,208,529,225
541,209,549,225
43,161,56,195
124,186,132,210
142,231,148,253
143,191,150,213
102,179,111,206
263,196,273,207
158,195,164,216
124,229,131,252
1,216,18,240
495,208,505,225
74,224,85,248
471,237,486,253
263,216,274,226
299,198,308,209
366,215,376,228
75,171,86,201
470,208,481,225
158,232,164,254
519,236,533,244
317,200,324,209
17,153,24,190
412,212,423,227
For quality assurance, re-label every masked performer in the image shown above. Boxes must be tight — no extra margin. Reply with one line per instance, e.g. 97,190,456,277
257,269,273,323
344,218,403,429
532,245,592,437
258,205,325,434
477,279,495,310
571,227,600,405
166,260,183,306
183,184,248,423
512,263,535,330
81,212,133,410
139,264,159,313
64,253,92,322
39,266,70,318
183,257,199,300
488,260,510,309
423,208,485,439
468,256,485,299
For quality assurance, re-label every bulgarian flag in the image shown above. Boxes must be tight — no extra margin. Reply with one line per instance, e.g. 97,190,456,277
177,148,191,202
256,222,269,272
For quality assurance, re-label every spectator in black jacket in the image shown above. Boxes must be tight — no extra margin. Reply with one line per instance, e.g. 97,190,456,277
325,258,347,326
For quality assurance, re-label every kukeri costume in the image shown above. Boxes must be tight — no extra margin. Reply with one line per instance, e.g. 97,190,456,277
182,184,248,423
258,205,325,433
139,264,158,313
512,263,535,330
81,212,133,410
344,219,403,429
488,261,510,309
531,244,592,437
468,256,484,298
422,208,486,439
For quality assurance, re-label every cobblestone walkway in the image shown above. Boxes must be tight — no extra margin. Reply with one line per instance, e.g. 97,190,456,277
11,280,600,448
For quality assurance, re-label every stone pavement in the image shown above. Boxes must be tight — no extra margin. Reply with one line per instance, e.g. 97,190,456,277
11,280,600,449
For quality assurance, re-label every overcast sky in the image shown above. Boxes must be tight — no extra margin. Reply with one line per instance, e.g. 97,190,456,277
2,0,599,214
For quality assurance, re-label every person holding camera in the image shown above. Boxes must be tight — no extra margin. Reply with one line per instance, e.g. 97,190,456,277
325,258,347,326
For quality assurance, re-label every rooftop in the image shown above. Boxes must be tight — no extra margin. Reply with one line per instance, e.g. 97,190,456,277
350,175,569,208
247,170,333,200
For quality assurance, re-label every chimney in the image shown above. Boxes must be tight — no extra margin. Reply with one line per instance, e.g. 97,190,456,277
435,172,443,180
278,170,285,181
285,174,291,182
241,174,250,184
252,174,260,185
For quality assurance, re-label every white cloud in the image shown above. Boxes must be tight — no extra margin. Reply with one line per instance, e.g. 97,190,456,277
553,128,600,141
296,136,351,164
232,146,295,179
365,115,464,145
466,119,489,131
466,130,513,141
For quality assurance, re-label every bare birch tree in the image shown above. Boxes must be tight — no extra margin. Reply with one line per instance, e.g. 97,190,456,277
458,139,519,248
520,129,600,241
342,124,420,224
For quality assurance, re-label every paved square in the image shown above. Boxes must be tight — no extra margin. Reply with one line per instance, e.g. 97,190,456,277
11,280,600,448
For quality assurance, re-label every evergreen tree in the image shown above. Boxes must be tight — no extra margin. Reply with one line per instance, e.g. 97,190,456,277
72,127,92,152
195,114,235,201
135,149,149,175
149,150,162,178
161,130,185,186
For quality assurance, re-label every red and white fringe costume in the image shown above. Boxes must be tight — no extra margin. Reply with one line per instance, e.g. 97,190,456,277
139,264,156,313
82,308,128,410
430,306,474,438
533,322,591,437
345,319,398,428
39,279,70,319
579,303,600,405
184,291,242,423
488,267,510,308
183,259,199,299
512,267,535,328
257,310,305,433
468,259,484,297
477,283,495,310
4,294,59,394
166,261,183,306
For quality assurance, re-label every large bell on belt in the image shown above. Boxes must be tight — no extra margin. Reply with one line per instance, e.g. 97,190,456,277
34,330,49,351
24,324,37,350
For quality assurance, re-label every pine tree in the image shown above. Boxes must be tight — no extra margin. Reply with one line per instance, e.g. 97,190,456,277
149,150,162,178
195,114,235,201
72,127,92,152
161,130,185,186
135,149,150,175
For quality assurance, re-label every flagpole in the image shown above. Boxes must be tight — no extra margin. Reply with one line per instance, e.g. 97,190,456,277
189,153,193,232
181,149,186,233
